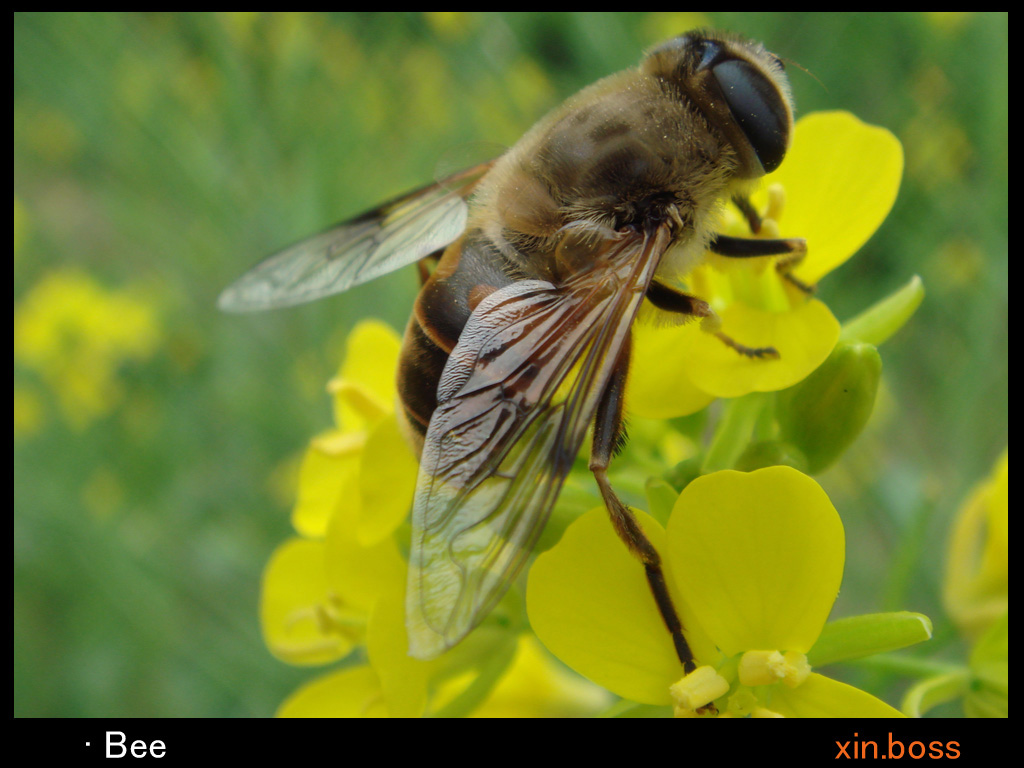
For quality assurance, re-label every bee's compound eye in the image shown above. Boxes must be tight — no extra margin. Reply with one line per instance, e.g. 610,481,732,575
712,59,789,174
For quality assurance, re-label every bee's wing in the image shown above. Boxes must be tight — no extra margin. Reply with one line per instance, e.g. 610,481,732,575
217,161,494,312
406,225,674,659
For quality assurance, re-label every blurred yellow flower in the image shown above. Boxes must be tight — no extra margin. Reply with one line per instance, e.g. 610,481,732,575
14,269,160,431
423,12,476,41
944,450,1008,639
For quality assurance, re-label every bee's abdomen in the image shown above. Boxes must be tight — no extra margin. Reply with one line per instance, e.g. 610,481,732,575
397,230,517,455
397,316,448,450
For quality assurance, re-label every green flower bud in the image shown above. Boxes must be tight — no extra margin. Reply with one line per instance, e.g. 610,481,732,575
734,439,809,473
776,342,882,474
809,611,933,667
840,275,924,346
662,456,702,494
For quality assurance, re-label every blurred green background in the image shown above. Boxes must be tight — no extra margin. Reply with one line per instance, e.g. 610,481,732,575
14,12,1007,716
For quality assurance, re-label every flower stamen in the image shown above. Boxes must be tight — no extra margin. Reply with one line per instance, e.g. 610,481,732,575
669,665,730,714
738,649,811,688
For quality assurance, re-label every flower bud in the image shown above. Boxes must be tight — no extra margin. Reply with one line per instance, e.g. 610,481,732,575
776,342,881,474
735,439,809,473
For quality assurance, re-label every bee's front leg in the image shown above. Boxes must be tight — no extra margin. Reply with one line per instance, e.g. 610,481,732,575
710,232,813,294
646,280,780,359
716,193,814,294
589,334,695,671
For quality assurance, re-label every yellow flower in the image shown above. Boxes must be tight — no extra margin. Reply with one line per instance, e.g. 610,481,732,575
277,633,610,718
260,508,407,666
630,112,904,418
261,319,415,666
944,450,1008,639
290,320,418,539
527,466,904,717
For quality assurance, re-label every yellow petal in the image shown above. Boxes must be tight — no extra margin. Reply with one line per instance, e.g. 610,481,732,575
686,299,840,397
291,430,363,537
277,665,389,717
260,538,357,665
768,672,903,717
356,413,419,545
628,322,716,418
366,585,431,718
325,502,406,613
330,319,402,430
667,467,844,656
527,507,682,705
767,111,903,284
472,636,613,718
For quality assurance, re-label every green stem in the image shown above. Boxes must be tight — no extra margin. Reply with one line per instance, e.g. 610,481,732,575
901,671,970,718
429,637,518,718
702,393,769,473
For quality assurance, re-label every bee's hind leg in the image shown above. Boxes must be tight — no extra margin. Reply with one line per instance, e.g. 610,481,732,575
589,334,695,671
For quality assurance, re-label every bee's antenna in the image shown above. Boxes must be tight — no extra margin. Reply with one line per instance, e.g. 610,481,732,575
782,57,827,93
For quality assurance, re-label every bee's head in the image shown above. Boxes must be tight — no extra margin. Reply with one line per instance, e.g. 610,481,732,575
643,30,794,179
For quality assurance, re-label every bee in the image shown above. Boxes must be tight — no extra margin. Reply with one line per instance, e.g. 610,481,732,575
220,30,806,665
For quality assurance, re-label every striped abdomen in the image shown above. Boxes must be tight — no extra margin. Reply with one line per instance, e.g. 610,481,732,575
397,229,518,455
